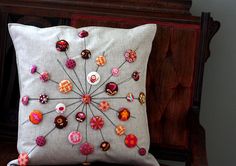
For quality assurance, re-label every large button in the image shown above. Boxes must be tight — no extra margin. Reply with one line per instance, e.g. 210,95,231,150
132,71,140,81
40,71,49,82
56,40,69,52
65,58,76,69
36,136,46,147
18,152,29,166
90,116,104,130
55,103,66,114
100,141,110,151
54,115,68,129
78,30,89,38
29,110,43,125
68,131,82,145
87,71,100,85
98,101,110,112
81,49,91,59
96,55,107,66
124,134,138,148
118,108,130,121
115,125,126,136
105,82,118,96
124,49,137,63
59,80,73,93
80,142,94,155
138,92,146,105
21,95,29,105
126,93,134,102
75,112,86,122
39,94,49,104
111,67,120,77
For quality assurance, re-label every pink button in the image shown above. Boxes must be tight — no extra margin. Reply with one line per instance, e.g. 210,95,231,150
111,67,120,77
36,136,46,146
80,142,94,155
68,131,82,145
21,96,29,105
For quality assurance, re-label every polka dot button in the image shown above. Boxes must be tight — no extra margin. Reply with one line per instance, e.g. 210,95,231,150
65,59,76,69
111,67,120,77
29,110,43,125
36,136,46,147
68,131,82,145
39,94,49,104
80,142,94,155
40,72,49,82
54,115,68,129
87,71,100,85
55,103,66,114
125,134,138,148
124,49,137,63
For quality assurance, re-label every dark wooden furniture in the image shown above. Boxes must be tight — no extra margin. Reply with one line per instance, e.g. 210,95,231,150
0,1,219,166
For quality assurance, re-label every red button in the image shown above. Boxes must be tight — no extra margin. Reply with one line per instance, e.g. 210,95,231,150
36,136,46,146
56,40,69,52
90,116,104,130
125,134,138,148
80,142,94,155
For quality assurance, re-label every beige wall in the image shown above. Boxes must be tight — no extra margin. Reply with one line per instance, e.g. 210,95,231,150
191,0,236,166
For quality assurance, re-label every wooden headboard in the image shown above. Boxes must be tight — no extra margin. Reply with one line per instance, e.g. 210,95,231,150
0,1,220,166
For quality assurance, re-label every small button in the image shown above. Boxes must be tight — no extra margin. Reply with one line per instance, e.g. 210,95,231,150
115,125,126,136
126,93,134,102
18,152,29,166
39,94,49,104
125,134,138,148
90,116,104,130
68,131,82,145
30,65,37,74
111,67,120,77
81,49,91,59
65,59,76,69
78,30,89,38
55,103,66,114
75,112,86,122
139,147,147,156
87,72,100,85
21,95,29,105
132,71,140,81
100,141,110,151
40,72,49,82
36,136,46,147
54,115,68,129
96,55,107,66
59,80,73,93
138,92,146,105
56,40,69,52
105,82,118,96
98,101,110,112
124,49,137,63
118,108,130,121
80,142,94,155
82,162,91,165
29,110,43,125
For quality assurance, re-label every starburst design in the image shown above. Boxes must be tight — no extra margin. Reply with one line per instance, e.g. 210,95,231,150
19,29,147,165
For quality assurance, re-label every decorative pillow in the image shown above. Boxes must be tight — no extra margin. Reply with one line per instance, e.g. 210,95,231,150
8,23,158,166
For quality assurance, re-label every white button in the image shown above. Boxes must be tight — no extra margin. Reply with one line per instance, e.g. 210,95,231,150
87,71,100,85
55,103,66,114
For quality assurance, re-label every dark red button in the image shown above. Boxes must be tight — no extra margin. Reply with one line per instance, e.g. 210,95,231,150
39,94,49,104
81,49,91,59
56,40,69,52
138,147,147,156
132,71,140,81
118,108,130,121
65,59,76,69
54,115,68,129
36,136,46,147
78,30,89,38
105,82,118,96
75,112,86,122
100,141,110,151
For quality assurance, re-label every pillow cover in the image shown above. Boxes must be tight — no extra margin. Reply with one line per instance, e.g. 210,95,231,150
8,23,158,166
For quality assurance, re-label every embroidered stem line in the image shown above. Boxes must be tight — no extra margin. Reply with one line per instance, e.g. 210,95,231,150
57,59,82,96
